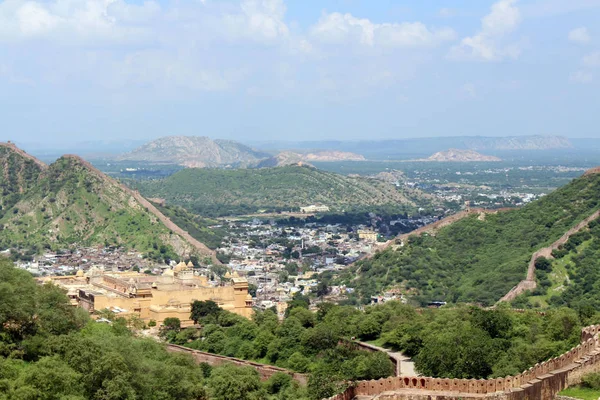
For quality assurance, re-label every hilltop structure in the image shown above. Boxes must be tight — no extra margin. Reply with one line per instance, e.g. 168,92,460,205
39,262,253,326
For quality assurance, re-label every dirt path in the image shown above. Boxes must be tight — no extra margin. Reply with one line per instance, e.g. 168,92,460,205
356,342,418,377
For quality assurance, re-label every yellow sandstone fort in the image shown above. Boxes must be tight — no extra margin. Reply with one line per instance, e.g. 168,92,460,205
39,262,253,326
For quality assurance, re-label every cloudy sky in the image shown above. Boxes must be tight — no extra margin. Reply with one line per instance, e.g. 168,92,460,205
1,0,599,144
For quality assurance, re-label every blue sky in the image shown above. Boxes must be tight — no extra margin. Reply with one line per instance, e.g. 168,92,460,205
0,0,599,144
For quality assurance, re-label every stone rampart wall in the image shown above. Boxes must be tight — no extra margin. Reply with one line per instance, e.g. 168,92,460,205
325,325,600,400
499,209,600,303
165,344,308,385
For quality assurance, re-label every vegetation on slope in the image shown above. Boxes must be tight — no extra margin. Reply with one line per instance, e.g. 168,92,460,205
0,151,211,262
379,304,585,379
173,298,395,399
341,171,600,306
170,297,590,390
515,217,600,310
0,258,305,400
152,203,227,250
132,165,427,217
0,144,45,216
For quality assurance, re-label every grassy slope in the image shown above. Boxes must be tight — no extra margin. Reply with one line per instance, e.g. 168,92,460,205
0,145,45,213
0,156,182,258
132,165,426,216
559,386,600,400
153,203,227,250
343,172,600,306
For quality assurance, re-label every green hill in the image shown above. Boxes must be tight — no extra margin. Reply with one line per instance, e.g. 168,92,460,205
0,144,216,262
0,143,46,213
521,217,600,310
131,165,429,217
341,170,600,306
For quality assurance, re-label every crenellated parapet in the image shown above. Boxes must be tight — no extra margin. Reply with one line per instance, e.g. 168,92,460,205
324,325,600,400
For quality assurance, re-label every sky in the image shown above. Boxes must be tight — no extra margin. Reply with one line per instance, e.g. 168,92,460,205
1,0,599,145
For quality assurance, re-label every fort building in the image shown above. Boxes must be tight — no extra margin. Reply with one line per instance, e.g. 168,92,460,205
358,229,379,242
39,262,253,326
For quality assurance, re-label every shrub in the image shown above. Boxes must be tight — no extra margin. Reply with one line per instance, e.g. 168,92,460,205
581,372,600,390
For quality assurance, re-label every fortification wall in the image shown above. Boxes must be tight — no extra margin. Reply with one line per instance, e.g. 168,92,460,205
165,344,308,385
499,209,600,303
325,325,600,400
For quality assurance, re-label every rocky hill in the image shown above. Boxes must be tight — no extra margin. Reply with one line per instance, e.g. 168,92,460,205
131,164,432,217
425,149,501,162
256,150,365,167
0,143,217,262
0,142,47,212
462,135,572,151
117,136,270,168
342,168,600,306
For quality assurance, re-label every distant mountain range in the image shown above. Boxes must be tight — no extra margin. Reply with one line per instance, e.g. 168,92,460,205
0,142,217,262
250,135,575,160
100,135,577,168
424,149,502,162
117,136,271,168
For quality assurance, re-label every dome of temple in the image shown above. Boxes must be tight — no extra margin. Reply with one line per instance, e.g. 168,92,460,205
246,294,252,300
232,271,239,278
76,269,84,277
162,268,174,276
174,262,187,272
224,271,232,279
187,261,193,268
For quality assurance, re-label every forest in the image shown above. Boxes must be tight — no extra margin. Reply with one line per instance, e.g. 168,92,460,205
0,258,308,400
341,171,600,305
166,296,593,398
1,256,596,400
129,165,423,217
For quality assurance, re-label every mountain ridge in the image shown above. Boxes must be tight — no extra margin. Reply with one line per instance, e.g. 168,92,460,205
116,136,271,167
0,145,218,263
131,164,433,217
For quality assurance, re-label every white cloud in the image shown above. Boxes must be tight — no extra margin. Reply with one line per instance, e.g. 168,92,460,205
569,27,591,44
0,0,160,44
450,0,522,62
221,0,289,43
583,51,600,67
310,12,456,48
570,70,593,83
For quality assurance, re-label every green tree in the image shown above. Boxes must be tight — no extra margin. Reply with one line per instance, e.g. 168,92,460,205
207,364,266,400
191,300,222,323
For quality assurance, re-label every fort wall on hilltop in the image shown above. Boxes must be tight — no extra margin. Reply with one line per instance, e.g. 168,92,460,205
499,209,600,303
324,325,600,400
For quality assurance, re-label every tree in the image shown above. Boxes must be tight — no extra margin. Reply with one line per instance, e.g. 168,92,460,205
0,258,37,341
160,318,181,339
207,364,266,400
314,281,330,298
191,300,222,323
357,314,381,341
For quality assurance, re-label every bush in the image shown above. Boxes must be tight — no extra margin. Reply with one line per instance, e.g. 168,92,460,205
581,372,600,390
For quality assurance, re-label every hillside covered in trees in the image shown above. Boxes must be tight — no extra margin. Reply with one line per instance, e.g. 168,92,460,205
0,258,309,400
169,296,591,398
340,170,600,306
131,165,430,217
0,143,215,262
